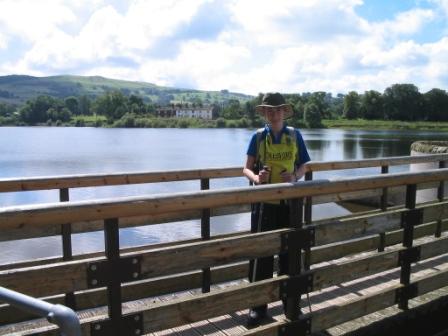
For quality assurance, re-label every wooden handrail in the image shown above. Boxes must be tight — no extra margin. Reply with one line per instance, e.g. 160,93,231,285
1,168,447,230
0,154,447,193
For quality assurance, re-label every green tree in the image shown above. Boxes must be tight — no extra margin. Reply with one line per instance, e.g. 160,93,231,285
222,99,241,119
383,84,422,121
423,88,448,121
343,91,360,119
309,91,330,118
93,91,128,121
78,95,92,115
360,90,383,120
129,95,145,114
304,102,323,128
64,96,79,115
244,100,256,125
19,95,60,124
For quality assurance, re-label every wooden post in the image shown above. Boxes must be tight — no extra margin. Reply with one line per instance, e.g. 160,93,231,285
59,188,75,309
399,184,417,310
436,161,445,238
104,218,122,334
201,178,211,293
304,171,313,224
285,198,304,320
381,165,389,211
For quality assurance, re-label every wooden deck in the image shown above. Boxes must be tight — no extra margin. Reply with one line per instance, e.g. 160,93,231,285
1,233,447,336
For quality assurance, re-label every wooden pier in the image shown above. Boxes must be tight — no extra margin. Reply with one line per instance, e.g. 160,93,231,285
0,154,448,335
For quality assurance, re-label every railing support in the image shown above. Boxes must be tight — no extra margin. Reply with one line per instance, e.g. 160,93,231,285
201,178,211,293
60,187,76,309
284,198,304,320
381,165,389,211
0,286,81,336
304,171,313,225
436,161,446,238
104,218,122,330
398,184,420,310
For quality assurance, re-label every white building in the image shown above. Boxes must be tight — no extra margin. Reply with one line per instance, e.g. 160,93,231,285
156,106,213,119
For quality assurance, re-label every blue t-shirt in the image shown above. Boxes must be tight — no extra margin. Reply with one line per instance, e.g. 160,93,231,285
246,125,311,166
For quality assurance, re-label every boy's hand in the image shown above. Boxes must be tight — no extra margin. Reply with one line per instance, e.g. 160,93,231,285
258,166,270,184
280,169,296,182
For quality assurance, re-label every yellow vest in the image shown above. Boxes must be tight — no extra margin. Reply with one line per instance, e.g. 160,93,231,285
258,128,298,184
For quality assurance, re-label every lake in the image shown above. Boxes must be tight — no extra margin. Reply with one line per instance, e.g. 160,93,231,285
0,126,446,264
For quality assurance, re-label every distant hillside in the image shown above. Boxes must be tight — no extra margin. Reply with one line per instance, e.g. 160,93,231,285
0,75,253,106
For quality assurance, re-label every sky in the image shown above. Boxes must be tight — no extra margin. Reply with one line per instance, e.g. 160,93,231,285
0,0,447,95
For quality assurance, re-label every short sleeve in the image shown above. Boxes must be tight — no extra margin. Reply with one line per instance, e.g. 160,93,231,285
246,133,257,157
296,130,310,165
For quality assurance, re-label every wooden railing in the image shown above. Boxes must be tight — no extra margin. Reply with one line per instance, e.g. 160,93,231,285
0,161,448,335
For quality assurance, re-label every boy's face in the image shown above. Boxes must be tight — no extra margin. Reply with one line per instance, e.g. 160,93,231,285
264,107,285,124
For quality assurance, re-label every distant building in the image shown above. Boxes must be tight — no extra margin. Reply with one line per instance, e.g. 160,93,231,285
155,106,213,119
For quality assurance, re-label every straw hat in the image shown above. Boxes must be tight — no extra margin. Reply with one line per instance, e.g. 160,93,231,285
255,92,293,119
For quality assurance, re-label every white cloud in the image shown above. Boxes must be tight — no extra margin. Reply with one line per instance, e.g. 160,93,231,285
0,0,77,41
0,0,447,95
372,8,435,37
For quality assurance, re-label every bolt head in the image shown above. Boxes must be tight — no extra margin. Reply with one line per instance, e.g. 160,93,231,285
94,324,101,330
91,279,98,286
90,264,97,271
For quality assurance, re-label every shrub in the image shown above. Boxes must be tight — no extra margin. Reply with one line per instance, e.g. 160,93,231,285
216,117,226,128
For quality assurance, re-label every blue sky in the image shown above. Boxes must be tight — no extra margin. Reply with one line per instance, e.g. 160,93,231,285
0,0,447,95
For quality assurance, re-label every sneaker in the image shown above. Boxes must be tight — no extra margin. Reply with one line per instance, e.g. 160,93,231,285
246,307,268,327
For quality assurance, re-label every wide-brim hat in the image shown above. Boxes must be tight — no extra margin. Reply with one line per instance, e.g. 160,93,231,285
255,92,293,119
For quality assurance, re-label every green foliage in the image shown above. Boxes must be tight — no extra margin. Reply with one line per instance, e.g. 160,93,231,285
216,117,226,128
383,84,422,121
360,90,383,120
304,103,323,128
423,88,448,121
64,96,79,115
343,91,360,119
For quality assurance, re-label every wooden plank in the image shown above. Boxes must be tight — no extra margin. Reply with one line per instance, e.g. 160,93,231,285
137,276,284,333
312,235,448,292
1,154,446,193
314,200,448,245
0,230,250,271
0,204,250,242
1,169,448,230
0,167,243,192
125,229,286,280
244,267,448,336
307,154,448,172
0,230,283,298
0,257,99,298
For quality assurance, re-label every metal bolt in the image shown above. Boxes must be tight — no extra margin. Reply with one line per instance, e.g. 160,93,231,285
91,279,98,286
133,272,139,278
90,264,97,271
132,258,138,264
94,324,101,330
281,327,286,333
134,315,140,321
135,329,141,335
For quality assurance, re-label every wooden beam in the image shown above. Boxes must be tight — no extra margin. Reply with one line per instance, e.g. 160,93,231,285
1,169,447,229
0,230,286,298
0,167,243,192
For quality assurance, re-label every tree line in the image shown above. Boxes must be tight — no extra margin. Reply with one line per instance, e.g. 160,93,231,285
0,83,447,128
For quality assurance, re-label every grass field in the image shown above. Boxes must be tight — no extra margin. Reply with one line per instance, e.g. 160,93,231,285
323,119,448,131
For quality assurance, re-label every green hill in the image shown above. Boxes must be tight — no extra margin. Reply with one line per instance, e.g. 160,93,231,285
0,75,252,106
